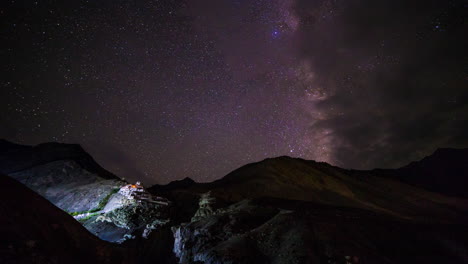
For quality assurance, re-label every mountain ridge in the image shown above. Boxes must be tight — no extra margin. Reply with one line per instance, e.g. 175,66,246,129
2,139,468,263
372,147,468,197
0,139,119,180
150,148,468,223
152,147,468,199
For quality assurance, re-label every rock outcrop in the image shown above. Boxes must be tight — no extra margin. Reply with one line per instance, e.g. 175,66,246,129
91,191,170,242
190,192,215,222
172,200,279,263
172,198,468,264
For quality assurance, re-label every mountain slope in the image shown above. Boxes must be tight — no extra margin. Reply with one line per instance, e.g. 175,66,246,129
0,139,118,179
2,139,467,263
0,140,170,244
148,152,468,263
0,140,124,213
0,175,132,264
172,198,468,264
156,156,467,222
374,148,468,197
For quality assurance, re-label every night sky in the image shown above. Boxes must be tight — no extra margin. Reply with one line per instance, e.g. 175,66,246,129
1,0,467,184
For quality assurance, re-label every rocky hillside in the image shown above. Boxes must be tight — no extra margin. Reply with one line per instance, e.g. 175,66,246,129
0,174,133,264
0,140,123,213
171,197,468,264
149,150,468,263
2,140,468,263
0,140,171,244
152,155,468,222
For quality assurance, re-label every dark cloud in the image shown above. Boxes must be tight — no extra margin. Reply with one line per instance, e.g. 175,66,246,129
293,0,468,168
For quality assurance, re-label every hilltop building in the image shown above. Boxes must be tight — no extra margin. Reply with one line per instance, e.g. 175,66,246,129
118,181,151,201
118,181,169,205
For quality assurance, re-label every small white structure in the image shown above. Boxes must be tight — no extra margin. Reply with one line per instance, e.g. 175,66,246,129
118,181,169,205
118,181,151,201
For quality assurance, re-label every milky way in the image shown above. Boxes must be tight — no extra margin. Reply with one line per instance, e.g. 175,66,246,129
1,0,467,184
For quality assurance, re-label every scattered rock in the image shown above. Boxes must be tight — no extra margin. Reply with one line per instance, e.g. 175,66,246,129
191,191,215,222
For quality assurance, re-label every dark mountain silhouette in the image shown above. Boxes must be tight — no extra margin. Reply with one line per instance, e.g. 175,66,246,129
152,155,468,222
0,139,118,179
2,139,468,263
374,148,468,197
149,177,196,192
149,153,468,263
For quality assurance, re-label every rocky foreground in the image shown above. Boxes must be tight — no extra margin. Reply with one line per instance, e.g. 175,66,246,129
1,140,468,263
0,140,171,244
0,174,133,264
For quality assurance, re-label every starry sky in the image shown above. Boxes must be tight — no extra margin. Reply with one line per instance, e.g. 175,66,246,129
1,0,467,184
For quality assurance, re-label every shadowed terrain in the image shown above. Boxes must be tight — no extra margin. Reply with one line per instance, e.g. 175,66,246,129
0,175,133,264
150,150,468,263
0,140,170,244
151,153,468,222
1,140,468,263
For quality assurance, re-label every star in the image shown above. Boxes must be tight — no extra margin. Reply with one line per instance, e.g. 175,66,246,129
0,0,466,184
